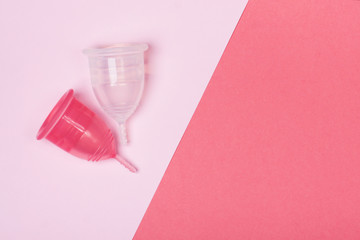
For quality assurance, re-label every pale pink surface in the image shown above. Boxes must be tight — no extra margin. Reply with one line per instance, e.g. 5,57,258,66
134,0,360,239
0,0,247,239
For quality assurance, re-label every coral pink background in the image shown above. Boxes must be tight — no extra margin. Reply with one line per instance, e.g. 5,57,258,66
134,0,360,239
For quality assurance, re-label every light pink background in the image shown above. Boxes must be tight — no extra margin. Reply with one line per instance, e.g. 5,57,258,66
0,0,247,239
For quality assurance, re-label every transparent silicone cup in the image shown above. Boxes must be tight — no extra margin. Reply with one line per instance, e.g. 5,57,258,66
83,43,148,145
36,89,137,172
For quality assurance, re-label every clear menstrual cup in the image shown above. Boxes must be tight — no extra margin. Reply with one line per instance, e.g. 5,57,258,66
36,89,137,172
83,43,148,145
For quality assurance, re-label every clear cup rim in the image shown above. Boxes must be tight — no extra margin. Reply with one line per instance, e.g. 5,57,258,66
83,43,148,57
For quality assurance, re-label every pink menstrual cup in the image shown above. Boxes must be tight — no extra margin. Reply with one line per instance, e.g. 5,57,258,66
36,89,137,173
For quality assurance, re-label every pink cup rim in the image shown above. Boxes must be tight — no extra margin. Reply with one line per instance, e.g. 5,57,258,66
36,89,74,140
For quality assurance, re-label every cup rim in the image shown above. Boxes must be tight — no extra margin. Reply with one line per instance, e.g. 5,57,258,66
36,89,74,140
83,43,148,57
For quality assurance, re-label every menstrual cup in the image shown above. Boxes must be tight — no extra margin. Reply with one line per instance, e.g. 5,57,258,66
36,89,137,173
83,43,148,145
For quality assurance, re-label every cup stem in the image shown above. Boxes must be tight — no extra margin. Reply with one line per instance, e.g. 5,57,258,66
115,155,137,173
118,122,128,145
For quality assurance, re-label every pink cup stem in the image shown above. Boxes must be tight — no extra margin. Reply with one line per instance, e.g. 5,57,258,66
115,155,137,173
